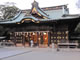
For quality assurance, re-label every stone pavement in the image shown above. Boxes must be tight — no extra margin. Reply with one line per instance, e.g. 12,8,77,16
0,47,80,60
0,47,32,59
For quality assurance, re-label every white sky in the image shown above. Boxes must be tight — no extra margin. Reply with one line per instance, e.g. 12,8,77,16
0,0,80,14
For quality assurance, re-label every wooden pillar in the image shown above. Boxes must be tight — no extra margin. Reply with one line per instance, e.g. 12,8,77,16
53,23,56,43
22,33,25,46
48,32,50,46
66,31,69,43
28,32,30,47
40,32,43,44
14,33,16,46
37,32,39,46
53,23,58,48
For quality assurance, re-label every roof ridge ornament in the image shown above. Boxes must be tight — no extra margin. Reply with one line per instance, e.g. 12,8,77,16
31,0,49,19
32,0,38,8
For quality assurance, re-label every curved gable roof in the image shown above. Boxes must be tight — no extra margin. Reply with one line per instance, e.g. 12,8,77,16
31,1,49,19
0,1,79,24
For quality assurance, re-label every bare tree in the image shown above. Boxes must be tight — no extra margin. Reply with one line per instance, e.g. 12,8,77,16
0,5,5,19
0,2,19,20
2,6,19,19
4,2,16,7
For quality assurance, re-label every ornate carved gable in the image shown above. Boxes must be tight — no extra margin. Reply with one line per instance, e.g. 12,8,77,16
31,1,49,19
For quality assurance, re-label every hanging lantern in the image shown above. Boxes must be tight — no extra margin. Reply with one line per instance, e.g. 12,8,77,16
44,32,46,35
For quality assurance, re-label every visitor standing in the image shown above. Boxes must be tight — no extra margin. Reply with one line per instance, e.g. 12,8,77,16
30,40,33,47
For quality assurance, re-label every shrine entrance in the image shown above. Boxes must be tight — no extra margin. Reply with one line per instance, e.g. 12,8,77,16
13,31,49,47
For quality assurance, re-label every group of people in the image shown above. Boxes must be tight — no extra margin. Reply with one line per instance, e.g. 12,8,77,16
30,40,59,52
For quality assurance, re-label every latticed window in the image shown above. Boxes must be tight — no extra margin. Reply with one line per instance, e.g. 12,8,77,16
57,36,61,39
57,32,61,35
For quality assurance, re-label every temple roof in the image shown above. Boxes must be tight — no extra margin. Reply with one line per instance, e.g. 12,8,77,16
30,1,49,19
0,1,80,24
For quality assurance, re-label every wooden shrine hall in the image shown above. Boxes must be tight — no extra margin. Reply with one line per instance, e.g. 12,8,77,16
0,1,80,47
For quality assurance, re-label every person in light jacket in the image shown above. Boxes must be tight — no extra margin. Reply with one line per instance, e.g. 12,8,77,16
30,40,33,47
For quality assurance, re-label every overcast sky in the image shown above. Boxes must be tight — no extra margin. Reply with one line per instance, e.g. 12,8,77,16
0,0,80,14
